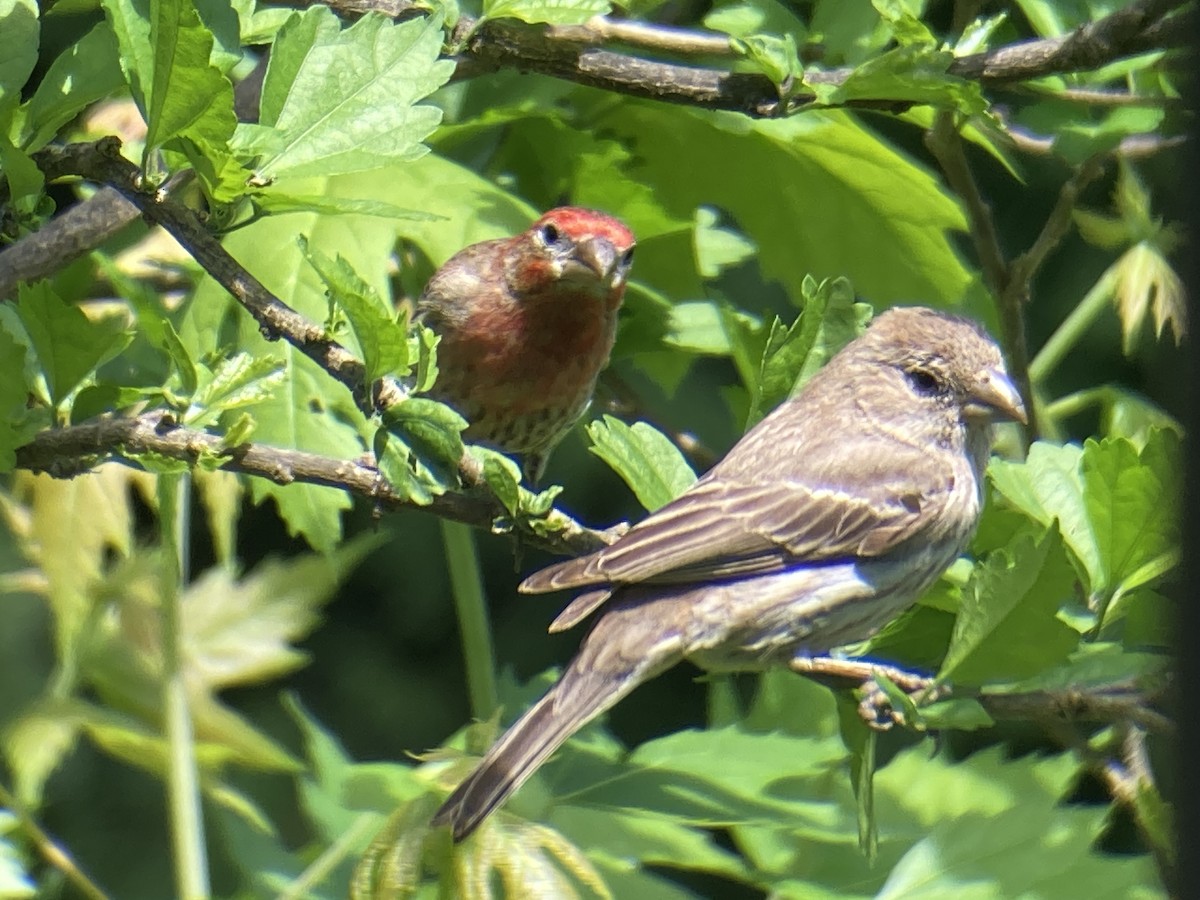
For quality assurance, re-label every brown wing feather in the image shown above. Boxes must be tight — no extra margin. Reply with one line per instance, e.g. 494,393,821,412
521,474,942,596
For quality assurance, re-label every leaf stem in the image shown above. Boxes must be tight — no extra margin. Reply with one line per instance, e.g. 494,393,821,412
1042,386,1112,423
1028,268,1115,384
158,473,210,900
0,781,110,900
440,520,499,719
276,812,379,900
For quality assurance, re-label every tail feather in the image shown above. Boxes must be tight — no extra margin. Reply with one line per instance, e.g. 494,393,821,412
431,667,635,842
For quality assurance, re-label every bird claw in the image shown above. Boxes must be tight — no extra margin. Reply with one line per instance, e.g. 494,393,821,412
857,674,950,732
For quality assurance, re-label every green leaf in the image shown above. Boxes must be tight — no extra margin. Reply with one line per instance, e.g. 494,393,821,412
990,433,1181,609
2,698,83,807
985,642,1167,697
704,0,808,42
76,705,281,827
0,135,43,220
809,0,894,65
880,810,1157,897
300,237,409,384
0,0,38,106
917,698,994,730
102,0,154,113
939,528,1079,686
251,191,440,221
693,207,757,278
733,32,804,87
954,12,1007,55
812,44,987,115
1073,208,1128,250
245,9,453,182
14,280,134,408
184,537,380,689
872,0,936,45
20,21,124,150
256,6,338,128
376,397,467,505
144,0,237,174
475,447,522,515
409,321,440,393
835,695,877,863
664,300,742,356
579,725,852,830
189,352,285,426
483,0,610,25
1131,781,1174,864
586,416,697,512
1053,106,1165,165
6,464,141,668
550,805,748,887
749,276,866,425
159,319,199,397
589,104,975,308
1082,429,1180,607
989,442,1093,580
0,326,29,470
1108,242,1187,353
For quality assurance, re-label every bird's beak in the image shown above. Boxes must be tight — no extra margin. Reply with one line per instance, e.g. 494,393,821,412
568,237,620,282
968,367,1028,424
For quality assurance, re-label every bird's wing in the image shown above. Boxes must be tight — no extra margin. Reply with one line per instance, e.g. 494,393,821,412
521,472,941,595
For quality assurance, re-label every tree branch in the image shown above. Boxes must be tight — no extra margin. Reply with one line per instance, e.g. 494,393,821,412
790,655,1173,735
0,187,141,300
924,112,1112,443
949,0,1187,82
313,0,1191,119
14,411,613,557
30,139,399,412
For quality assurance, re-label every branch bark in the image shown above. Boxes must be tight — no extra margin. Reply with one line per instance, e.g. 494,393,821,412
791,655,1173,735
371,0,1189,119
14,411,614,557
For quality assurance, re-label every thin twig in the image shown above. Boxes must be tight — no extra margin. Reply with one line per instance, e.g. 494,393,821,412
13,411,614,557
949,0,1188,82
440,520,500,718
925,114,1112,442
1002,123,1186,160
32,139,398,412
158,474,211,899
0,188,140,300
1001,84,1186,107
924,112,1040,439
549,16,734,56
0,782,111,900
925,112,1010,296
789,655,1172,734
312,0,1189,118
1005,155,1108,303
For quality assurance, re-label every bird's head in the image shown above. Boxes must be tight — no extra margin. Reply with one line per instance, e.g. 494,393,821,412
505,207,636,306
863,306,1028,427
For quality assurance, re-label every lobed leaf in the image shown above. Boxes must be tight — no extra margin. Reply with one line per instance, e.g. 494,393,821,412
586,416,697,512
246,9,453,182
939,528,1080,686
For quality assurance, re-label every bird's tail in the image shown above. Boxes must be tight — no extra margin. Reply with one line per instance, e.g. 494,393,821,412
431,665,636,842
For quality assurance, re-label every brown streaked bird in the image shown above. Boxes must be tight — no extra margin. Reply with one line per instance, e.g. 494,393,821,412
432,306,1027,842
416,207,635,484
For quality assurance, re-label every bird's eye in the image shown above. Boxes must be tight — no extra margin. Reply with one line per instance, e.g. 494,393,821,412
906,367,941,395
620,246,635,267
539,223,561,245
